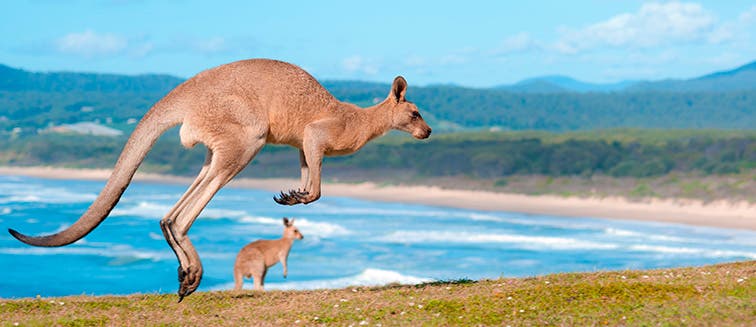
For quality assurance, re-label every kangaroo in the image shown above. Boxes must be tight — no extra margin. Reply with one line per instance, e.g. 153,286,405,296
234,217,303,291
8,58,431,301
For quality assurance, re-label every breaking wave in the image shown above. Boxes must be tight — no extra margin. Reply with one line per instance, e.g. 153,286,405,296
211,268,433,291
0,183,96,204
0,243,170,264
628,244,756,259
375,230,619,250
239,215,351,238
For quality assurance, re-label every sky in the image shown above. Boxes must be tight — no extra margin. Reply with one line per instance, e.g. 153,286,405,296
2,0,755,87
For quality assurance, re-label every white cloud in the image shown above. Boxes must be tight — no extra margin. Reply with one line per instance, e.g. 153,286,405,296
403,55,427,68
159,35,254,57
492,32,539,55
129,42,154,58
342,55,379,75
56,30,128,57
554,2,720,53
192,37,227,54
53,31,252,59
739,5,756,24
439,54,468,65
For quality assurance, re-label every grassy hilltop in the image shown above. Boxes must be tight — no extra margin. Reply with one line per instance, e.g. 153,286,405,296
1,261,753,326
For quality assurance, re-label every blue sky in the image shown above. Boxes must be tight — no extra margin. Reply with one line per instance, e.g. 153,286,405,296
2,1,755,87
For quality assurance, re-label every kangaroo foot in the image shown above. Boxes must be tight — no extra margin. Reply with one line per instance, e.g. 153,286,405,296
273,189,309,205
177,264,203,302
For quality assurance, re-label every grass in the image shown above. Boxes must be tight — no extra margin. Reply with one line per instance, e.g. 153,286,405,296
2,261,753,326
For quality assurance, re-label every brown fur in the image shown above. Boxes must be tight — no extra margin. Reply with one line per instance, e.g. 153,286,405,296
8,58,431,300
233,218,303,291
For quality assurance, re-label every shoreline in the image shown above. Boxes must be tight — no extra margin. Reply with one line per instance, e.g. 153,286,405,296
0,166,754,231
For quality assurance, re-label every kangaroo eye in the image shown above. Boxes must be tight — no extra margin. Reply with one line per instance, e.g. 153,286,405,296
411,112,421,119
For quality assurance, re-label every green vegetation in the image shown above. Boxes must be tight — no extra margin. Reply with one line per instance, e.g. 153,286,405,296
0,128,753,201
1,261,753,326
2,129,753,176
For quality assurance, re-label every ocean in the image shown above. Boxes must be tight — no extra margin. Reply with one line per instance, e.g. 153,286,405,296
0,174,754,298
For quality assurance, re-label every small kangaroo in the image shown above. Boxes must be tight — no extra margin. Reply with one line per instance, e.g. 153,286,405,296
8,58,431,300
234,217,303,291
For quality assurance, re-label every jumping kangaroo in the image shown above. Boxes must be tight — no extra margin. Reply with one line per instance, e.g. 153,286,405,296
8,58,431,301
234,217,303,291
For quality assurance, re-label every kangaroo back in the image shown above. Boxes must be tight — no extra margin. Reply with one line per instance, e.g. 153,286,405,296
8,105,182,247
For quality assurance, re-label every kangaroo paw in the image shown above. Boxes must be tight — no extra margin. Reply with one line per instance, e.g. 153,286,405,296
273,189,309,205
177,265,203,302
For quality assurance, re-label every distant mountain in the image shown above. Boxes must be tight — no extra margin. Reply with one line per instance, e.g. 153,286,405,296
628,60,756,92
1,61,755,132
496,60,756,93
0,64,183,94
497,75,636,93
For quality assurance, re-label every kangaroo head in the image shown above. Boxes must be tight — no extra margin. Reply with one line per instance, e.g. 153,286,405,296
386,76,432,139
282,217,304,240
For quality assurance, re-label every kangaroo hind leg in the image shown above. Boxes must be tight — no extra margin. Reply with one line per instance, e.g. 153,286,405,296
161,130,265,301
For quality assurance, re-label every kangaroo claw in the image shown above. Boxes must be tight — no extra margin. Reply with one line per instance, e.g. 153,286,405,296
273,189,309,205
176,265,202,302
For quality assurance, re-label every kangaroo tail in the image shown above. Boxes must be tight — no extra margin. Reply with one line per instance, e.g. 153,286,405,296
8,106,182,247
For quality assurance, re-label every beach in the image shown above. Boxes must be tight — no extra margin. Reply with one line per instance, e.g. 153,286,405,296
0,166,754,231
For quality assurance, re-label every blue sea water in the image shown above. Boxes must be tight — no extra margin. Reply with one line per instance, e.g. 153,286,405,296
0,174,754,298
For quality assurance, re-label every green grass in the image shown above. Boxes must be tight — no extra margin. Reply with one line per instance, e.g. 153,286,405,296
2,261,753,326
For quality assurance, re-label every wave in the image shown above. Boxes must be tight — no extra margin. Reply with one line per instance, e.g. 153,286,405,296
239,215,351,238
603,228,688,242
376,230,756,259
311,202,454,218
0,185,97,204
0,243,171,264
313,201,626,233
200,208,249,219
111,201,172,218
111,201,247,220
211,268,433,291
110,202,351,238
375,230,619,250
628,244,756,259
463,213,606,232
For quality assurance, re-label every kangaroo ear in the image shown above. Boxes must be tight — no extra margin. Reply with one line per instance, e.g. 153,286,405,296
389,76,407,102
283,217,290,226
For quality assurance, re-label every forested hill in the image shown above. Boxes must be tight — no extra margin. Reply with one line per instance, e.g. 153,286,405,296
1,61,755,133
0,64,183,93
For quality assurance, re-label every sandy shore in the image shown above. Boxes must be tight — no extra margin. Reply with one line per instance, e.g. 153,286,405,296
1,166,754,231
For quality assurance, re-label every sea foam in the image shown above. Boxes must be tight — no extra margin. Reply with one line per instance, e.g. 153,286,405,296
0,186,96,204
211,268,433,291
629,244,756,259
0,243,170,263
376,230,619,250
239,215,351,238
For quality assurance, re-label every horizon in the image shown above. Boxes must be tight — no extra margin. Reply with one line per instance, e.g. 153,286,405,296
1,1,755,87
